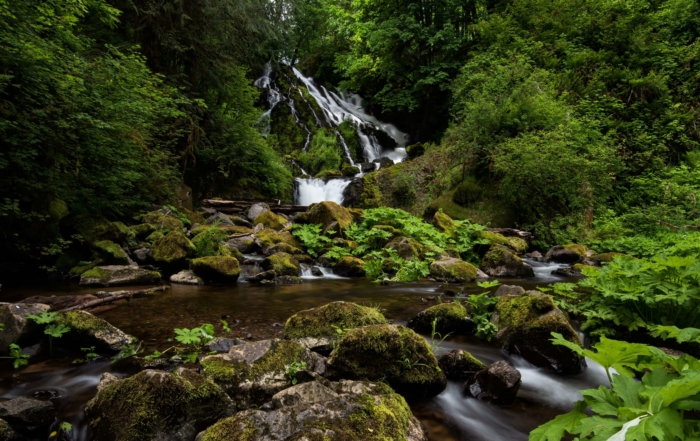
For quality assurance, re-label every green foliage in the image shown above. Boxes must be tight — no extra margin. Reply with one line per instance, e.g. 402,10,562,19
26,312,60,325
285,360,307,385
466,281,500,340
220,319,232,334
73,346,99,364
28,311,69,356
291,224,331,257
429,318,451,354
531,334,700,441
0,343,30,369
297,129,343,176
194,224,229,258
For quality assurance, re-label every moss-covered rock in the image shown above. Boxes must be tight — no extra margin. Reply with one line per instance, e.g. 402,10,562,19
544,245,581,263
333,256,365,277
329,324,446,399
407,303,474,335
285,301,388,341
145,230,166,244
190,256,241,283
192,225,253,236
0,417,22,441
85,369,233,441
433,210,456,234
315,169,343,179
58,310,135,351
594,252,628,263
261,252,301,277
341,165,361,177
0,303,51,354
255,228,299,252
438,349,488,381
196,380,428,441
69,262,96,277
141,210,184,231
79,265,161,287
60,212,126,243
263,242,303,256
386,236,423,260
452,180,481,206
563,244,588,257
151,231,196,270
492,291,585,374
306,201,353,231
253,211,288,230
406,142,425,158
429,258,477,282
480,231,528,254
481,245,534,278
92,240,130,265
130,223,157,240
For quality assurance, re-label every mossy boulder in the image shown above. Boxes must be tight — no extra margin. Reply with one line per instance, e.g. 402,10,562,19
60,212,126,243
130,223,157,240
261,252,301,277
58,310,135,351
481,245,534,278
255,228,299,253
141,210,184,231
228,234,259,254
92,240,130,265
333,256,365,277
79,265,161,287
492,291,586,374
341,165,361,176
407,303,474,335
544,245,582,263
0,303,51,354
145,230,166,244
190,256,241,283
372,224,403,240
315,169,343,179
438,349,488,381
263,242,303,256
85,369,233,441
480,231,528,254
253,211,288,230
200,339,322,408
406,142,425,158
0,418,22,441
429,257,477,282
284,301,388,342
386,236,423,260
329,324,446,399
152,231,196,270
452,180,481,206
433,210,456,234
195,380,428,441
306,201,353,231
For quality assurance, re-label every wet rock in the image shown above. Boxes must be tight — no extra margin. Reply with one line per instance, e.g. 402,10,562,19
263,242,303,256
480,245,534,278
306,201,353,231
329,324,446,399
204,337,246,353
341,177,364,207
255,229,300,254
523,251,544,261
253,211,288,231
0,418,23,441
480,231,528,254
493,285,526,297
57,310,135,352
491,291,586,374
333,256,365,277
310,266,323,277
227,234,259,254
132,247,152,264
476,268,489,279
151,231,196,271
373,157,394,169
91,240,131,265
141,210,185,231
0,397,55,431
284,301,388,342
170,270,204,285
358,162,378,173
247,203,270,221
261,252,301,277
272,276,302,285
552,266,584,277
438,349,488,381
545,245,584,263
190,256,241,283
85,369,233,441
407,303,474,335
96,373,120,392
465,361,521,405
0,303,50,353
79,265,161,287
195,380,428,441
429,257,477,282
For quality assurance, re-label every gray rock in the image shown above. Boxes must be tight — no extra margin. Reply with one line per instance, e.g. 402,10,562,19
523,250,544,261
438,349,487,381
373,157,394,169
0,303,50,353
227,234,259,254
481,245,534,278
79,265,161,287
170,270,204,285
341,177,364,207
476,268,489,279
493,285,526,297
132,247,152,264
204,337,246,353
247,203,270,221
466,361,522,405
0,397,56,430
294,336,335,354
96,373,120,391
545,246,580,263
358,162,378,173
58,310,135,352
206,212,234,226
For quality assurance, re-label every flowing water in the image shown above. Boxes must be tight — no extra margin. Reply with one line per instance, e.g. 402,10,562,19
0,267,602,441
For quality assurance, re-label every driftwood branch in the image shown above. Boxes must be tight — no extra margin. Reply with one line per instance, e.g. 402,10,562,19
59,286,169,312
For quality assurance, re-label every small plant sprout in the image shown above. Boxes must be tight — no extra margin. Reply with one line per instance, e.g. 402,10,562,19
72,346,99,364
221,319,231,333
429,318,451,354
0,344,29,369
285,360,307,384
26,311,71,356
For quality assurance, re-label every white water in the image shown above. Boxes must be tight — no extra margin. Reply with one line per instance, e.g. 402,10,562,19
522,258,571,282
300,265,348,279
295,178,351,206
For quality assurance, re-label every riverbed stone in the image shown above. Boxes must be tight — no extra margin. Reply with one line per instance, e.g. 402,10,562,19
261,252,301,277
151,231,196,270
85,369,233,441
407,303,474,335
227,234,259,254
545,245,583,263
0,397,55,431
306,201,353,231
491,291,586,373
170,270,204,285
0,303,50,354
285,301,388,342
466,361,522,405
333,256,365,277
79,265,161,287
247,203,270,221
91,240,130,265
141,210,184,231
481,245,534,278
480,231,528,254
329,324,446,399
57,310,135,352
253,211,288,231
493,285,526,297
204,337,246,353
194,380,428,441
429,257,477,282
190,256,241,283
438,349,488,381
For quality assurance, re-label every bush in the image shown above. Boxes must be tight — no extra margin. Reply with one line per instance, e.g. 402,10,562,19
298,129,343,176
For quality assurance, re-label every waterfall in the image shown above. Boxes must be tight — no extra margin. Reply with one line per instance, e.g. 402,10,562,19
295,178,351,206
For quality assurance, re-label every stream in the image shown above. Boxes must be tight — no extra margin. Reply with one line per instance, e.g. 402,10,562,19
0,263,606,441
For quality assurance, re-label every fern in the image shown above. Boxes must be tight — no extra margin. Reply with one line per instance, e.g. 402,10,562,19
291,224,331,257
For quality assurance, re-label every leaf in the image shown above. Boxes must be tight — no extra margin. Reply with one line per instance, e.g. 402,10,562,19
174,328,202,345
45,324,70,338
611,374,644,409
528,402,587,441
660,371,700,407
608,416,645,441
581,386,621,416
571,415,623,439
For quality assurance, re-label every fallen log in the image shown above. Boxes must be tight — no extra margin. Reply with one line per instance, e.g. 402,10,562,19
201,199,309,212
59,285,169,312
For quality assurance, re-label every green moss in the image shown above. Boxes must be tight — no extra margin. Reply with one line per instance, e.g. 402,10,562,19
199,417,258,441
81,267,111,281
145,230,166,244
406,142,425,158
452,180,481,206
256,228,299,248
59,310,110,333
481,231,528,254
262,252,300,276
563,244,588,257
177,206,206,225
423,303,467,322
130,223,157,240
342,165,361,177
285,301,388,339
360,173,383,208
92,240,130,265
253,211,288,230
48,198,69,221
461,351,487,371
334,256,365,276
429,258,477,282
496,293,556,330
306,201,353,230
62,212,126,243
595,252,627,262
433,211,456,234
70,262,96,276
151,231,195,267
315,169,343,179
141,210,184,231
190,256,241,282
385,236,423,260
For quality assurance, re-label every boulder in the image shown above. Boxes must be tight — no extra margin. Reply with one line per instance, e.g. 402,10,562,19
141,210,184,231
255,229,299,253
480,245,534,278
190,257,241,283
341,165,361,177
433,211,456,234
263,242,303,256
386,236,423,260
341,177,364,207
594,252,628,263
60,212,126,243
92,240,131,265
247,203,270,221
406,142,425,158
204,337,246,353
227,234,259,254
465,361,522,405
438,349,488,381
284,302,388,343
132,247,152,264
492,291,586,373
0,303,50,353
306,201,353,231
151,231,196,270
195,380,428,441
358,162,378,173
373,157,394,169
253,211,288,231
96,373,121,392
480,231,528,254
261,252,301,277
57,310,135,352
0,418,22,441
429,258,477,282
85,369,233,441
316,169,343,179
523,250,545,261
0,397,55,432
170,270,204,285
407,303,474,335
493,285,526,297
79,265,161,287
545,245,584,263
333,256,365,277
130,224,157,241
205,212,235,227
200,339,323,408
329,324,446,399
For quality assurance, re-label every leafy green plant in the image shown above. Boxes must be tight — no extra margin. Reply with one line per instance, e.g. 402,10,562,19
465,281,501,340
292,224,332,257
0,344,30,369
429,318,451,354
285,360,307,385
72,346,99,364
27,312,70,356
195,222,228,257
221,319,231,334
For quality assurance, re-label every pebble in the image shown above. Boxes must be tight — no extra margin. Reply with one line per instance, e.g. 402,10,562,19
246,333,252,339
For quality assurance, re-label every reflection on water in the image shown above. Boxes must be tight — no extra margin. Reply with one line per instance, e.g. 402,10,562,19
0,270,601,441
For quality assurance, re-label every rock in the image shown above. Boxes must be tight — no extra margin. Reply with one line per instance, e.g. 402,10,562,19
92,240,131,265
195,380,428,441
227,234,259,254
486,228,532,241
200,339,322,408
255,228,299,253
130,224,157,241
96,373,120,392
476,269,489,279
406,142,425,158
373,157,394,169
438,349,488,381
85,369,233,441
333,256,365,277
263,242,303,256
329,324,446,399
272,276,302,285
429,257,477,282
481,245,534,278
341,177,364,207
0,304,50,353
247,203,270,221
141,210,184,231
0,418,23,440
480,231,528,254
545,245,585,263
284,302,388,342
310,266,323,277
261,252,301,277
594,252,628,263
465,361,522,405
0,397,55,431
306,201,353,231
492,291,586,373
57,310,135,352
204,337,246,353
205,212,235,226
407,303,474,335
386,236,423,260
60,212,127,243
433,211,456,234
523,250,544,261
552,266,585,277
358,162,377,173
132,247,152,264
151,231,196,270
341,165,361,177
190,256,241,283
170,270,204,285
253,211,288,231
315,169,343,179
79,265,161,287
493,285,526,297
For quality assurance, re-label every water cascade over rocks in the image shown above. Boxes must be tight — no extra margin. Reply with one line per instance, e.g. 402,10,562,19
254,63,410,206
